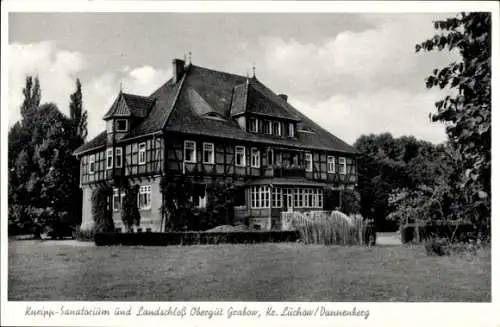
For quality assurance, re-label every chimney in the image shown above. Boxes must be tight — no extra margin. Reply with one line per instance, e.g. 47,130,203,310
279,94,288,102
172,58,185,83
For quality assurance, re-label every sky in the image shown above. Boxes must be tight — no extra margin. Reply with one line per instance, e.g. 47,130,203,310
8,12,459,145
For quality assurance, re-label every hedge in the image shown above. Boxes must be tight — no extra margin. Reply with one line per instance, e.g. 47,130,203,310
95,230,300,246
400,221,484,244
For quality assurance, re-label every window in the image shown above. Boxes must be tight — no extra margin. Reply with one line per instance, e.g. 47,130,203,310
192,195,207,209
116,119,128,132
288,123,295,137
272,121,281,136
203,143,214,164
251,148,260,168
327,156,335,173
249,118,258,132
263,120,271,134
268,148,274,166
115,147,123,168
138,185,152,210
235,146,246,167
251,186,270,209
291,188,323,208
106,148,113,169
339,157,347,175
272,187,282,208
305,152,313,172
184,140,196,163
88,154,95,174
112,188,125,211
138,143,146,165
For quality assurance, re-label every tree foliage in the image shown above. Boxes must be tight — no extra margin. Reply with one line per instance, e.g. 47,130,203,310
354,133,447,230
91,185,114,232
416,12,491,228
121,185,141,232
8,76,88,236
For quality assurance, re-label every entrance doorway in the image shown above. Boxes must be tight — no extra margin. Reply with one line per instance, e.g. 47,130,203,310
283,188,293,212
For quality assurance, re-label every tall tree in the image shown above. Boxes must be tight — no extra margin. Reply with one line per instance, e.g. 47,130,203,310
416,13,491,227
67,79,88,226
69,78,88,147
20,76,41,129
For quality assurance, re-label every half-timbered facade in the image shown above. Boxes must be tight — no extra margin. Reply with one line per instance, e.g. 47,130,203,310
74,58,358,231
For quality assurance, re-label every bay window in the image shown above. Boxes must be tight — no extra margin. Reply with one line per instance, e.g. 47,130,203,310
251,186,270,209
272,187,282,208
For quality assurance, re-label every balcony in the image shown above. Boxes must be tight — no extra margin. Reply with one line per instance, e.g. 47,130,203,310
273,165,306,178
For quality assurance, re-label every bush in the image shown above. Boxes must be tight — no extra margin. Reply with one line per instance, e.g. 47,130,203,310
121,185,140,232
341,189,361,215
95,230,300,246
425,237,450,256
91,185,114,232
400,221,480,244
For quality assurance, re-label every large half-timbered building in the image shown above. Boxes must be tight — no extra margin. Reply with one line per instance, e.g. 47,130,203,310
74,58,358,231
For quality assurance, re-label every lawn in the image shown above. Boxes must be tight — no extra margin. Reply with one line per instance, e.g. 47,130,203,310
8,240,491,301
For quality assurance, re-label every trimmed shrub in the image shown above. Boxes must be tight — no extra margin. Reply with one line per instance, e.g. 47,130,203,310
95,230,300,246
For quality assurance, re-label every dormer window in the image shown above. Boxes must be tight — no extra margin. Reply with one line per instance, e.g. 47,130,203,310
116,119,128,132
249,118,258,132
272,122,281,136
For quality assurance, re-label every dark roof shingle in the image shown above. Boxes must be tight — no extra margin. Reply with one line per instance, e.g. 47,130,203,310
76,62,357,155
73,131,107,155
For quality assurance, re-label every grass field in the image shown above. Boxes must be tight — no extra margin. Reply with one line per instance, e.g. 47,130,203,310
8,240,491,301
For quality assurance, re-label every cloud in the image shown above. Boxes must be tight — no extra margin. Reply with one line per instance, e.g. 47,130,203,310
289,88,448,145
83,65,171,138
246,13,458,144
8,41,86,125
8,41,170,139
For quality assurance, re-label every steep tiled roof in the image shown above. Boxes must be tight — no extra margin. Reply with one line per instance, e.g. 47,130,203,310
75,62,357,155
244,80,299,121
73,131,107,155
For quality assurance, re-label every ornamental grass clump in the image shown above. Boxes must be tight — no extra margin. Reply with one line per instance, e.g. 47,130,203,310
293,211,365,245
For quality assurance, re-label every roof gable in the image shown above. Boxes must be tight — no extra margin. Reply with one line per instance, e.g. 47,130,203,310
102,92,155,120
